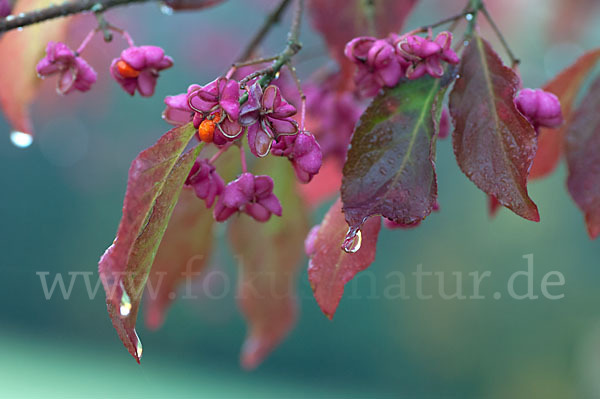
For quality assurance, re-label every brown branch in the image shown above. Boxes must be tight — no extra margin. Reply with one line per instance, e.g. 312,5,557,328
0,0,149,33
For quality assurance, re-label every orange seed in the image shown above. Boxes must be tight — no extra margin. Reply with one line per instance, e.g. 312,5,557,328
198,119,216,143
116,60,140,78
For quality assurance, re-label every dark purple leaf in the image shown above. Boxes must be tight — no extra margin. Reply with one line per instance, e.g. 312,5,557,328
341,73,453,227
449,35,540,222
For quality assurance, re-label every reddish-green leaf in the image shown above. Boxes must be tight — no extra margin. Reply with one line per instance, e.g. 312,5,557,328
98,123,200,362
144,188,214,330
342,74,452,227
531,48,600,179
307,0,418,78
0,0,71,136
449,35,539,222
229,157,309,369
566,75,600,239
308,198,381,319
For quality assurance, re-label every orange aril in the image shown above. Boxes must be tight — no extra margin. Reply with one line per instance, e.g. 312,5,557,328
116,60,140,78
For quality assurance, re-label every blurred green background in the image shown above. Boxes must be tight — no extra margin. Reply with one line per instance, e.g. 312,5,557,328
1,0,600,397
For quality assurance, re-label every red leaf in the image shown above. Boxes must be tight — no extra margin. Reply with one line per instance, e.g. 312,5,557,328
449,35,539,222
530,48,600,180
307,0,418,77
565,75,600,239
308,198,381,319
298,157,342,208
0,0,71,136
488,195,502,218
98,123,200,362
144,188,214,330
229,157,309,369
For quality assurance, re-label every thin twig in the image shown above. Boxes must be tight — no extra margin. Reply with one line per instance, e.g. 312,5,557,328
0,0,148,33
464,0,484,38
235,0,293,63
233,55,278,68
286,61,306,131
480,4,520,67
237,0,304,103
417,9,474,33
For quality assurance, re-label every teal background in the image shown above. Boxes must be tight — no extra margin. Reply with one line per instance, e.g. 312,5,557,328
1,0,600,397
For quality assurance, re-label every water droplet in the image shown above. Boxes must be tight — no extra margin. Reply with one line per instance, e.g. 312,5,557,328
134,329,143,359
10,131,33,148
17,27,23,31
465,13,473,21
119,282,132,317
5,15,15,21
463,40,470,47
159,4,173,15
274,71,280,79
17,13,24,17
342,227,362,253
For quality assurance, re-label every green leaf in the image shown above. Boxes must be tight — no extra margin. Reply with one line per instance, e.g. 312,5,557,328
98,123,201,362
341,73,452,228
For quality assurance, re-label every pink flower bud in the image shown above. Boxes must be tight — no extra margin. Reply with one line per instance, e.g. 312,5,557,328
344,35,406,97
36,42,97,95
110,45,173,97
514,88,563,129
271,132,323,183
185,158,224,208
213,173,282,222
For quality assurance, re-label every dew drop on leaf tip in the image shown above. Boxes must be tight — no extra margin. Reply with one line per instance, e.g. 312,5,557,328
10,131,33,148
342,226,362,253
134,330,143,359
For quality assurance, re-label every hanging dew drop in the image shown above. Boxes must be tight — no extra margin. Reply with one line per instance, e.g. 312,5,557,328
342,227,362,253
119,282,132,317
10,131,33,148
465,13,473,21
134,330,143,359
